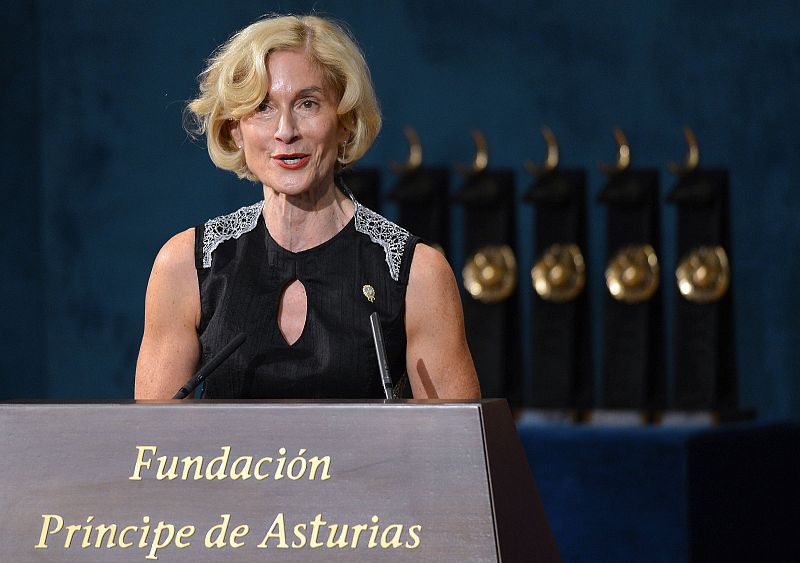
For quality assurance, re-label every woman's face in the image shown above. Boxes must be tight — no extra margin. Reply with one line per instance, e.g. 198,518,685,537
231,49,348,197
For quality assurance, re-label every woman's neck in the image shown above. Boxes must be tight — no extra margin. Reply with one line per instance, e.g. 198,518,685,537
262,180,355,253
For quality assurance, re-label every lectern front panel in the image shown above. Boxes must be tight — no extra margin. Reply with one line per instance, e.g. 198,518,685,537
1,402,505,561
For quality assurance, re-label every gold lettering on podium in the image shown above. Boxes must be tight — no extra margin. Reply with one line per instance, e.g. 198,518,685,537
34,445,424,556
128,445,331,481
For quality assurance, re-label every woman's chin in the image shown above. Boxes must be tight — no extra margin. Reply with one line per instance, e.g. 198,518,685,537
262,175,329,199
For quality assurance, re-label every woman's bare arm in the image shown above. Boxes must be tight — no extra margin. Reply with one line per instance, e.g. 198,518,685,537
405,244,481,399
134,228,201,399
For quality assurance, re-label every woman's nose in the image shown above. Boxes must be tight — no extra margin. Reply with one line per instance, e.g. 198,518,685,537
274,110,299,144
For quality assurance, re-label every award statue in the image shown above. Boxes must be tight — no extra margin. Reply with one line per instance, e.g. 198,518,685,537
597,129,665,412
523,127,592,411
454,130,520,402
666,128,736,412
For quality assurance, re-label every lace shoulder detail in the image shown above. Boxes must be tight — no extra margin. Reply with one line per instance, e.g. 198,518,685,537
354,203,410,282
201,201,264,268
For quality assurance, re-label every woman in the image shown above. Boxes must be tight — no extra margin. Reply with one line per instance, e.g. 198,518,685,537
135,15,480,400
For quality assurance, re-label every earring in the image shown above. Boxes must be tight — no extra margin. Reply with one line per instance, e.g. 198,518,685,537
339,141,348,167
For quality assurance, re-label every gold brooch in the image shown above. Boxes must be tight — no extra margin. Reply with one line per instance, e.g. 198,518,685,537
362,284,376,303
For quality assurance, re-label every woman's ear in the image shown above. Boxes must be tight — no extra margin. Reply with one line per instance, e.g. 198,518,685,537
337,123,350,145
337,113,354,145
229,120,243,148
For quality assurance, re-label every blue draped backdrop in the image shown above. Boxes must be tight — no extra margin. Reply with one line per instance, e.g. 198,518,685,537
6,0,798,415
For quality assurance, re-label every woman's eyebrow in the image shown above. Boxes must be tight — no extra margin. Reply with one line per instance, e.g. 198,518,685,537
296,86,324,97
263,86,323,102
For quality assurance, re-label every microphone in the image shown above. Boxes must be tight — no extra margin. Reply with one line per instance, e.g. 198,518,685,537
369,312,394,400
172,333,247,399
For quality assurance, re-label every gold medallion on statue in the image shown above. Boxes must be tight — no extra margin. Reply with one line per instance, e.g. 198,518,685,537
676,246,729,304
605,244,659,303
531,243,586,303
462,245,517,304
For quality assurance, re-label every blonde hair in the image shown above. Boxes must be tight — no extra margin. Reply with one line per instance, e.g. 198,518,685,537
187,15,381,181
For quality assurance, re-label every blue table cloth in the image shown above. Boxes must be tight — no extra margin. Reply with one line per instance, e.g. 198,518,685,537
517,420,799,562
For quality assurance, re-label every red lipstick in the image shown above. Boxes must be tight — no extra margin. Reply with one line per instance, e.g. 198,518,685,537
273,153,310,170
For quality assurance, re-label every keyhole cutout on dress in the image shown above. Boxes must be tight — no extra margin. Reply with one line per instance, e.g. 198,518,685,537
277,279,307,346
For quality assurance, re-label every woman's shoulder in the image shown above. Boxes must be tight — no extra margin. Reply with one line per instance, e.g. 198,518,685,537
143,228,201,332
408,243,454,290
152,228,197,280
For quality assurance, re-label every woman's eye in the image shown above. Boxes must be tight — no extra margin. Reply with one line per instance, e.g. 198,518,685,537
257,101,272,112
299,99,317,110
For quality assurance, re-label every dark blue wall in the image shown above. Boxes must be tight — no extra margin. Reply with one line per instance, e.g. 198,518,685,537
2,1,44,398
3,1,799,417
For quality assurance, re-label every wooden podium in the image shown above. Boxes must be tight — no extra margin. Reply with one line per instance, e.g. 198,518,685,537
0,400,558,562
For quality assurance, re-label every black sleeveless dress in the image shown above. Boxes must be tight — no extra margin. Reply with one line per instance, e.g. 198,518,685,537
194,191,421,399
